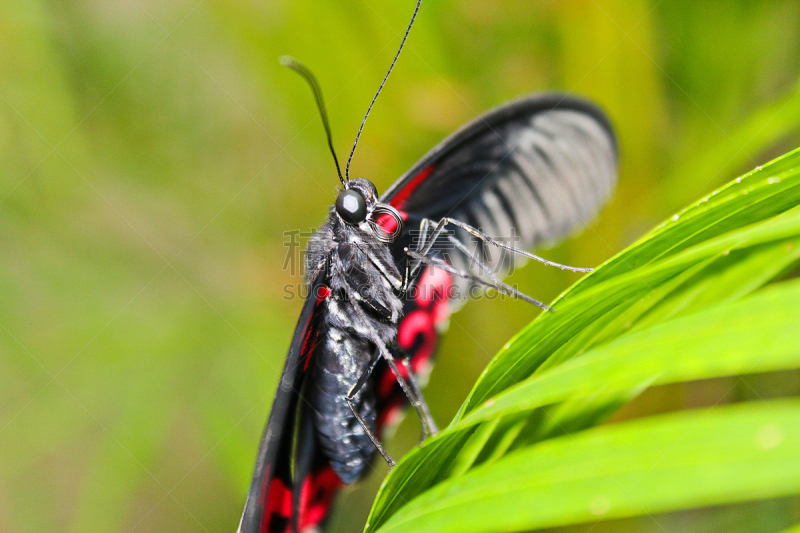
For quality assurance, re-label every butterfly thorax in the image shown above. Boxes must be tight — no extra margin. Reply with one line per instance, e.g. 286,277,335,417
304,180,404,483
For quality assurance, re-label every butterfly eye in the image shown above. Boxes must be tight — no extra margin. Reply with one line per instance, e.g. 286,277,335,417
336,189,368,225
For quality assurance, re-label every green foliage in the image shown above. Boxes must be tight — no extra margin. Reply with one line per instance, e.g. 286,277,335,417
377,401,800,533
365,149,800,532
2,1,800,532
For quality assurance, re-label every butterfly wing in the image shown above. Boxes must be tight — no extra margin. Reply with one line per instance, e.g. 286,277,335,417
382,93,616,234
384,93,617,304
238,274,340,533
375,93,618,433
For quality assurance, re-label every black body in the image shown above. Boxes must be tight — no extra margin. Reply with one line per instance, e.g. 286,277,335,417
306,179,404,482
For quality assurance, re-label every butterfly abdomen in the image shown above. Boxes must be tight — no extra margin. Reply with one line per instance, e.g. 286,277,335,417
309,321,377,483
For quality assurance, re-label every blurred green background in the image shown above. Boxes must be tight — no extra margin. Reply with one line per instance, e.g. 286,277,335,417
3,0,800,531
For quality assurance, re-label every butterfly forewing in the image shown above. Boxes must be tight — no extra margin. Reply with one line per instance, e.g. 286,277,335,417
382,93,617,303
238,274,339,533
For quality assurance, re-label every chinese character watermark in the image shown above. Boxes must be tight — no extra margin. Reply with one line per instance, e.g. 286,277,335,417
281,225,527,301
282,228,317,277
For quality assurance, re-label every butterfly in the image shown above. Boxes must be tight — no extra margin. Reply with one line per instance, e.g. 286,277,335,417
237,3,618,533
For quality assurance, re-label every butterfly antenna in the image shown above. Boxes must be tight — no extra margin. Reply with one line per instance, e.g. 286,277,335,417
345,0,421,182
280,56,346,187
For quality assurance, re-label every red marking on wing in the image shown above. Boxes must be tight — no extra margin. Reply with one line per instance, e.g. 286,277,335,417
396,265,452,368
413,265,452,315
396,310,436,365
254,283,337,533
376,266,452,435
301,325,317,372
315,286,331,305
426,267,452,329
297,466,342,532
302,286,330,371
262,477,293,533
389,165,435,209
374,209,408,235
259,466,340,533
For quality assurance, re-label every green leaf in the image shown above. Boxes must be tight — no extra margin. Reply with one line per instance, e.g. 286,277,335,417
459,277,800,428
364,149,800,533
443,418,499,479
462,154,800,418
374,400,800,533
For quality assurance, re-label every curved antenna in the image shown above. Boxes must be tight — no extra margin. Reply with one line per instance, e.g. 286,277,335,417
345,0,422,182
280,55,346,187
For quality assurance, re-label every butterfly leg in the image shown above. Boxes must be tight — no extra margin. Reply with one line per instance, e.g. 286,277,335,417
346,346,437,468
405,248,552,311
361,318,438,441
427,217,593,273
384,356,438,442
399,357,438,438
401,217,434,293
346,348,396,468
403,216,492,291
402,217,446,292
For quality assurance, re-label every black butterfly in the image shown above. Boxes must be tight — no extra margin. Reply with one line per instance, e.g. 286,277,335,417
237,3,617,533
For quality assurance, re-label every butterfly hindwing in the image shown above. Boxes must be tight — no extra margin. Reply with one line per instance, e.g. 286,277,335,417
238,274,338,533
375,265,452,437
291,401,341,533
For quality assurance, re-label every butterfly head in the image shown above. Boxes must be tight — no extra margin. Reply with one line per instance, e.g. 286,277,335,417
336,178,403,242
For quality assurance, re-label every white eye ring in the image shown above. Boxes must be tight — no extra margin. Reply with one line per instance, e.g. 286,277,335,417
368,203,404,243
